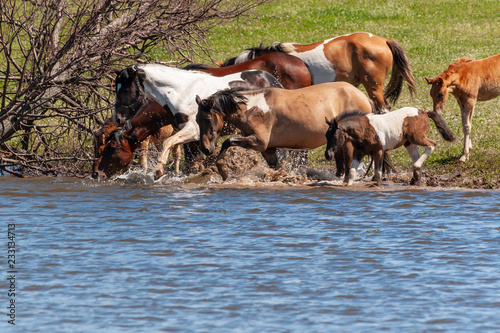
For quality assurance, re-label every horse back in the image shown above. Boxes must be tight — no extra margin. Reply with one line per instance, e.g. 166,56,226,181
445,54,500,99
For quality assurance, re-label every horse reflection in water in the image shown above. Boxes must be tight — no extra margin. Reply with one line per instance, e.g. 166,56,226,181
93,100,182,179
196,82,374,180
325,108,456,186
224,32,417,113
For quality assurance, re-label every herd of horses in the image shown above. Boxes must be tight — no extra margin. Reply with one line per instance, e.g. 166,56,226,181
92,32,500,186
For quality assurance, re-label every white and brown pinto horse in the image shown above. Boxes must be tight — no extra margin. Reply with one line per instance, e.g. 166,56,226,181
195,82,373,180
113,64,283,178
325,107,456,186
226,32,417,113
425,54,500,162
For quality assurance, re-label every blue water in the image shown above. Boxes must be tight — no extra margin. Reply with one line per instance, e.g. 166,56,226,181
1,176,499,332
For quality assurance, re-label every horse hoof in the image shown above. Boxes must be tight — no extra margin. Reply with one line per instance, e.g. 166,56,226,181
459,155,469,163
154,169,164,180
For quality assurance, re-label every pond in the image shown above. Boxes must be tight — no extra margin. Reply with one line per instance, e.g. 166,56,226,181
1,174,499,332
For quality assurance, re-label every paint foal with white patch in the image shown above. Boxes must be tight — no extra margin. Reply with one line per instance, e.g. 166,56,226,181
325,107,456,186
196,82,374,180
113,64,282,178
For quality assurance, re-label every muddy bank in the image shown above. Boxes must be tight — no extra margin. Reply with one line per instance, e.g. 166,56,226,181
128,147,499,190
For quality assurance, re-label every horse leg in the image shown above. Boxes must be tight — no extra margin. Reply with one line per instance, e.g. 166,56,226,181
171,144,182,173
346,151,363,186
405,140,435,185
138,137,150,172
372,150,384,186
155,122,199,179
458,100,475,163
261,148,279,168
360,75,390,114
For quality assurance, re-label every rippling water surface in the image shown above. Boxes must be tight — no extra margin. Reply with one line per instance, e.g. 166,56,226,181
1,175,499,332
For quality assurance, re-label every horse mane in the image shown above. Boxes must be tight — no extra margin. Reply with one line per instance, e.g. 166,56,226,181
183,63,215,70
210,89,248,116
335,109,368,123
440,57,475,78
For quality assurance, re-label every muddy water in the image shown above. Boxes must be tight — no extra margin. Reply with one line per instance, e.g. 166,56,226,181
1,167,500,332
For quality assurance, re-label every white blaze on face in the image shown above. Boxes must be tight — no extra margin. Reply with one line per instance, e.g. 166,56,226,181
367,107,420,150
245,92,270,113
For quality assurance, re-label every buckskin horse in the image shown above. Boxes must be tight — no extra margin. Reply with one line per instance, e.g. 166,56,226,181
93,100,182,179
325,107,456,186
425,53,500,162
224,32,417,113
113,65,283,179
184,52,311,89
195,82,374,180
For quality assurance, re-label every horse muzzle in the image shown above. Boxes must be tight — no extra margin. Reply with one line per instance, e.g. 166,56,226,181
325,147,335,161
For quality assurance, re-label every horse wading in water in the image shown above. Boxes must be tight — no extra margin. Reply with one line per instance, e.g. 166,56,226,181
195,82,374,180
114,64,283,179
325,107,456,186
225,32,417,113
93,100,181,179
425,54,500,162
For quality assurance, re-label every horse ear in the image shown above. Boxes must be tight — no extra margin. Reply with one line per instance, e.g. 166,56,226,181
424,77,432,84
195,95,202,105
325,117,333,126
127,65,139,80
208,96,216,108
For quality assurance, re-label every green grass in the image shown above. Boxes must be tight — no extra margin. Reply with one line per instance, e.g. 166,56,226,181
198,0,500,187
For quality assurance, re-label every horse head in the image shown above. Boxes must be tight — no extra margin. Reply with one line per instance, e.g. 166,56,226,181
114,65,146,127
92,129,134,179
195,95,225,156
196,89,248,156
425,76,450,114
324,117,345,161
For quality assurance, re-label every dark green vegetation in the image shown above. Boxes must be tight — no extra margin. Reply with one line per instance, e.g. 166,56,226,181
200,0,500,188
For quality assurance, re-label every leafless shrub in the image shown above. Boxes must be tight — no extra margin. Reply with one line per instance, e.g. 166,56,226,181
0,0,271,177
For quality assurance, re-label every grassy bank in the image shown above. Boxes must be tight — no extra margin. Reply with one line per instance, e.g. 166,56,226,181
200,0,500,188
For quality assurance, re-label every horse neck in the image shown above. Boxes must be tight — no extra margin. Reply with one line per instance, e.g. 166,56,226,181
129,103,171,141
225,103,250,132
141,65,205,109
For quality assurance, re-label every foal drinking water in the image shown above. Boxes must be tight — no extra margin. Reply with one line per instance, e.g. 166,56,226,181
325,107,456,186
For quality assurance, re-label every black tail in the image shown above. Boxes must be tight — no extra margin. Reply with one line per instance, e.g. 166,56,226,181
384,39,417,104
427,111,456,142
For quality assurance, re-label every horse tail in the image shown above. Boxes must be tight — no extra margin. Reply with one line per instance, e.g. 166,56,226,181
384,39,417,104
363,151,395,179
427,111,456,142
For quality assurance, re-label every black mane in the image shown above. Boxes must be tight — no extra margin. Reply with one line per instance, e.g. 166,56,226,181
222,42,284,66
335,109,368,123
210,89,248,116
182,63,215,70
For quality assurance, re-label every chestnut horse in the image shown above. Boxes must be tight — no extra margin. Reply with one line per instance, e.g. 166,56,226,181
325,107,456,186
195,82,374,180
425,54,500,162
93,100,181,179
184,52,311,89
225,32,417,113
114,65,283,178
